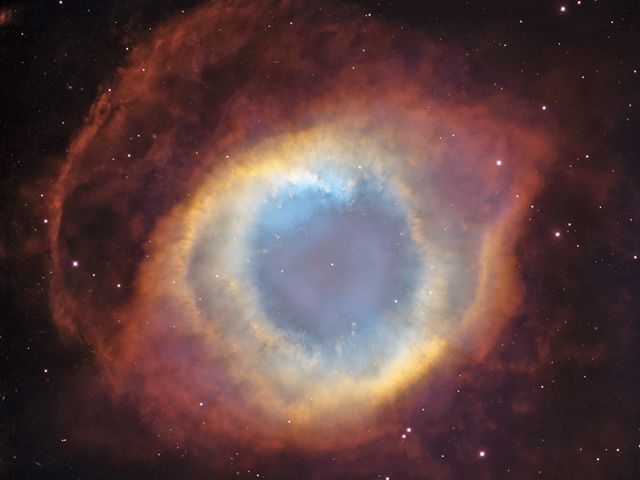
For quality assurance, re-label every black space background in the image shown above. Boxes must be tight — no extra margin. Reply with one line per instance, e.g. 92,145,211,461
2,1,640,479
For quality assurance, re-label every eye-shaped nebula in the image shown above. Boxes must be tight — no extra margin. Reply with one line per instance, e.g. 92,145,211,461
49,0,555,461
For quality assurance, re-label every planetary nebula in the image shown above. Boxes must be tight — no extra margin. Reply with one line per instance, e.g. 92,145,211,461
49,0,554,454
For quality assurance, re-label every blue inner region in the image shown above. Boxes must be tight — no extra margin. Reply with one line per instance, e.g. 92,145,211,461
250,176,421,348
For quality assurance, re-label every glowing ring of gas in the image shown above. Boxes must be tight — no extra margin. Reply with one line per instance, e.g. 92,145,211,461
49,0,553,453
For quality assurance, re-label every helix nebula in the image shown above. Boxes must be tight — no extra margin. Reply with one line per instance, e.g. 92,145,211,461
5,1,640,479
49,0,554,452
